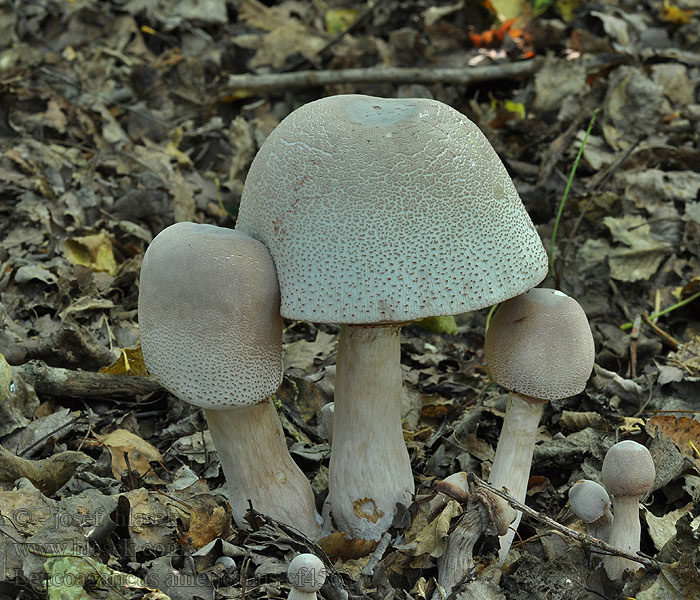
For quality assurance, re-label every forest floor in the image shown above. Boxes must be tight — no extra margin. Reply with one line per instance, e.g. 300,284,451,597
0,0,699,599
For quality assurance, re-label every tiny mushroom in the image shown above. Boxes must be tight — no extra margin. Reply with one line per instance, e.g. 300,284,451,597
320,402,334,446
236,94,548,539
484,287,595,563
601,440,656,580
287,553,326,600
138,222,321,539
430,471,471,513
569,479,613,541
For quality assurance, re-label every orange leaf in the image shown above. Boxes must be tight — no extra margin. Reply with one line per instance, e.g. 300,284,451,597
646,415,700,458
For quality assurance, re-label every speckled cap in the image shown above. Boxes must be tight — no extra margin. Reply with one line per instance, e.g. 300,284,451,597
484,288,595,400
138,222,283,409
236,94,548,324
602,440,656,497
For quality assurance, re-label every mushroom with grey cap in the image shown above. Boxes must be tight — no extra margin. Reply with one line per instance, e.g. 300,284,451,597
138,222,321,539
484,287,595,563
236,94,548,540
569,479,613,541
287,553,326,600
601,440,655,580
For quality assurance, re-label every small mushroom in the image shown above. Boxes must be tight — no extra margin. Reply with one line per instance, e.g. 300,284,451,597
237,94,549,539
484,288,595,563
287,553,326,600
601,440,655,580
320,402,334,446
429,471,471,513
569,479,613,541
138,222,321,539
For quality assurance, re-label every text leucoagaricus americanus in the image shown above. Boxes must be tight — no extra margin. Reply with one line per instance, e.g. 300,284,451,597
236,94,548,539
138,222,321,539
484,287,595,563
601,440,655,580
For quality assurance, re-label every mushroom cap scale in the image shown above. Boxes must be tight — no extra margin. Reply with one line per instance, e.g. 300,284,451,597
484,288,595,400
138,222,283,409
602,440,656,497
236,94,548,324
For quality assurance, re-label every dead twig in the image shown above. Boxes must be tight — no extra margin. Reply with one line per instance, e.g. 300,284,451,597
468,474,663,571
641,312,682,348
284,0,393,72
13,360,162,399
218,59,544,97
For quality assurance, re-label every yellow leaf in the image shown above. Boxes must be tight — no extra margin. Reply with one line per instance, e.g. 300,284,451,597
504,100,526,118
660,1,694,23
487,0,524,20
0,353,11,406
63,231,117,275
100,347,150,377
412,500,463,557
553,0,582,23
325,8,360,35
165,127,194,166
619,417,645,433
96,429,164,482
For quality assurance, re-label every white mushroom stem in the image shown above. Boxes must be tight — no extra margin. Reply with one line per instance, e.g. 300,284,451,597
204,401,321,540
487,393,545,564
589,508,613,542
328,324,414,540
604,495,643,580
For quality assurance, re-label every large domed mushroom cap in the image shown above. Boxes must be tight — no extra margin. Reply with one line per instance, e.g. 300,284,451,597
236,94,548,324
484,288,595,400
138,222,283,409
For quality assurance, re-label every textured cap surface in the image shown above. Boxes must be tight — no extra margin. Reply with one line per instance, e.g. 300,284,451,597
602,440,656,496
138,222,283,409
569,479,610,523
236,94,547,324
484,288,595,400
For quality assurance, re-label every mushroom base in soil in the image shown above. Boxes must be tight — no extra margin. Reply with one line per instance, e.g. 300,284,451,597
487,393,545,562
205,402,321,536
328,324,414,539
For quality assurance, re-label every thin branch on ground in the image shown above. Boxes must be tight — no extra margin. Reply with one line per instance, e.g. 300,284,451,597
468,474,663,571
642,312,682,348
284,0,393,72
217,59,544,97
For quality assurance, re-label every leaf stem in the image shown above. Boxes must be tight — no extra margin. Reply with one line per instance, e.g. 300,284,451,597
548,109,599,277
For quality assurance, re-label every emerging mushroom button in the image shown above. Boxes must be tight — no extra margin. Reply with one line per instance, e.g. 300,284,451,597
237,94,549,540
